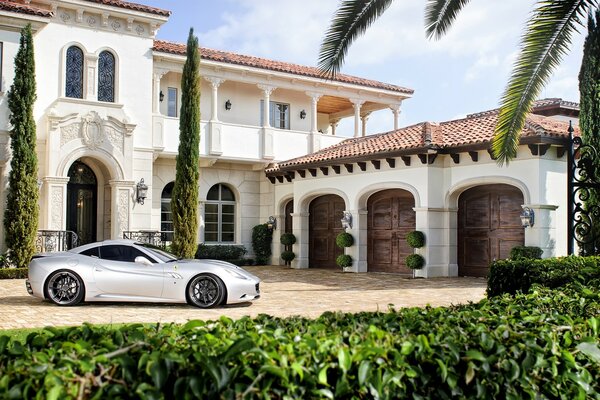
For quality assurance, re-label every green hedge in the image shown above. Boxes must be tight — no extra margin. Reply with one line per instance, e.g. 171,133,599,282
487,255,600,297
252,224,273,265
195,244,251,266
0,280,598,398
0,268,28,280
509,245,543,260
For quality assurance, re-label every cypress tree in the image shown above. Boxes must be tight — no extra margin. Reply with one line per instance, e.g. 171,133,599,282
171,28,201,258
3,24,39,267
578,9,600,255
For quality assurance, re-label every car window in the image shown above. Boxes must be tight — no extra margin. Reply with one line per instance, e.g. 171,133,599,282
80,246,100,258
100,245,156,263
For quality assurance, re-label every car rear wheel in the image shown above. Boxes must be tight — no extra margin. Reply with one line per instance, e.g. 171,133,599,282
187,274,225,308
45,270,85,306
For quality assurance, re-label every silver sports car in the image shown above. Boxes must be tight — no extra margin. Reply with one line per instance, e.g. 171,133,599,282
26,239,260,308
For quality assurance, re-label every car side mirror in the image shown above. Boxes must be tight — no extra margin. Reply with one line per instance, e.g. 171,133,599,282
134,256,153,266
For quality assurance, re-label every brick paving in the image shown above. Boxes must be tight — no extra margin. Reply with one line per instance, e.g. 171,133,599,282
0,266,486,330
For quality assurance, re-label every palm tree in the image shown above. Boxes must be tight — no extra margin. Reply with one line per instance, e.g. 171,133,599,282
319,0,599,165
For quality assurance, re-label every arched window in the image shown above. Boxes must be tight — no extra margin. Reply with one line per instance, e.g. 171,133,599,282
205,184,235,243
97,50,115,102
65,46,84,98
161,182,174,242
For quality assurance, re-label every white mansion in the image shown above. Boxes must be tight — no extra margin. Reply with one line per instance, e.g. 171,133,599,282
0,0,578,277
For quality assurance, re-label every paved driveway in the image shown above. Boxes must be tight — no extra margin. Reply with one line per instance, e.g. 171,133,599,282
0,266,487,330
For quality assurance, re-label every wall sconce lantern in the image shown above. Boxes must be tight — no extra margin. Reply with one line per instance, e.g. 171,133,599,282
520,206,535,228
299,109,307,119
341,211,353,230
267,216,277,231
225,99,232,110
136,178,148,205
159,90,164,102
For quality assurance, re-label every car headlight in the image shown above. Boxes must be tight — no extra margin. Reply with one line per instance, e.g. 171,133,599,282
223,268,250,280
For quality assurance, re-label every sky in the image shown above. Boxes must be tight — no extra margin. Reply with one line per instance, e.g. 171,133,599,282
141,0,587,137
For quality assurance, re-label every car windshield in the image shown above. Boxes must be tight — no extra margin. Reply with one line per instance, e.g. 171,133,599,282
135,243,178,262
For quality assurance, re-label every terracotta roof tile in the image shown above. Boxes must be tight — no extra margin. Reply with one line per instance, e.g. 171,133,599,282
153,40,413,95
467,98,579,118
84,0,170,17
267,112,577,173
0,0,52,17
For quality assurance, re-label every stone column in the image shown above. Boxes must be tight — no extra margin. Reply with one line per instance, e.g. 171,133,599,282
523,204,559,257
413,207,458,278
257,84,276,159
152,69,169,114
205,76,225,121
84,53,99,101
330,118,340,136
291,212,309,269
306,92,323,152
351,99,365,138
390,104,402,131
361,112,371,137
109,180,135,239
43,177,70,230
205,77,225,155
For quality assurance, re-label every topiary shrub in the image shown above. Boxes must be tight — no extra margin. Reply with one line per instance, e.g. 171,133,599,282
406,254,425,270
336,232,354,248
195,244,247,260
280,233,297,246
406,231,425,248
509,246,543,260
252,223,273,265
336,254,353,268
281,251,296,263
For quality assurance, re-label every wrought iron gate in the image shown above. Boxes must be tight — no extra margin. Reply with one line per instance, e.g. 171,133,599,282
567,123,600,255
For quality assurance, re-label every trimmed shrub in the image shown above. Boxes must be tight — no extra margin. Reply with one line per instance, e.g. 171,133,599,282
335,232,354,248
281,250,296,263
0,268,28,279
487,255,600,297
406,253,425,270
406,231,425,248
509,245,543,260
252,224,273,265
280,233,296,246
195,244,247,261
336,254,353,268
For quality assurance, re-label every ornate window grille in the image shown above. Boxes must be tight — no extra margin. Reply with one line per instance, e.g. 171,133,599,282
161,182,174,242
98,50,115,102
65,46,83,99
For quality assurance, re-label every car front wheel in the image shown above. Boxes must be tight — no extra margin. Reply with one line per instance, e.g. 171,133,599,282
187,274,225,308
45,270,85,306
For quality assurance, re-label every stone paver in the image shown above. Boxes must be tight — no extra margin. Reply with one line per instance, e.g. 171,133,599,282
0,266,486,329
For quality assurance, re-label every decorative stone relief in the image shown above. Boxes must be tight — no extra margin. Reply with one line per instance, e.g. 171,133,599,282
60,12,71,23
51,186,63,230
118,189,129,236
111,20,121,31
60,123,81,146
87,16,97,26
82,111,104,149
105,125,124,153
135,24,145,35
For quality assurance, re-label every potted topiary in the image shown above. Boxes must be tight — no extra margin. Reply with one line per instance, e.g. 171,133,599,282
336,232,354,248
336,254,353,270
280,233,297,246
281,250,296,264
406,231,425,248
406,253,425,270
280,233,296,266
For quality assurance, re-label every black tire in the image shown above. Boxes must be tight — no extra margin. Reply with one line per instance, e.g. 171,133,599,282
187,273,226,308
44,270,85,306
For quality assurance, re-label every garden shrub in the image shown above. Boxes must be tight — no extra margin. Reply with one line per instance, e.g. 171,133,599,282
509,245,543,260
335,232,354,248
279,233,296,246
406,231,425,248
195,244,247,262
487,255,600,297
406,253,425,269
336,254,353,268
252,224,273,265
281,250,295,263
0,280,598,399
0,268,28,279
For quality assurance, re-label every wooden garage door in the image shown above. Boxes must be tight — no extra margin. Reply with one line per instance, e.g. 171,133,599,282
367,190,415,274
458,184,524,277
309,195,345,268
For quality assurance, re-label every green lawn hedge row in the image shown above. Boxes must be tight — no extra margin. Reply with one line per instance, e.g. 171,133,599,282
0,268,28,280
1,280,598,399
487,255,600,297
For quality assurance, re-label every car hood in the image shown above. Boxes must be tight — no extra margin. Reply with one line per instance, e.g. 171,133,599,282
176,259,260,281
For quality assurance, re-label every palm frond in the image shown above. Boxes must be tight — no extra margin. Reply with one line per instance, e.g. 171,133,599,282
318,0,393,77
424,0,472,40
492,0,597,165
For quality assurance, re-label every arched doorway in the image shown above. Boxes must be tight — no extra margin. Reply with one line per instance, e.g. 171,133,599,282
67,160,97,245
161,182,174,242
458,184,524,277
284,200,294,234
309,195,345,268
367,189,415,274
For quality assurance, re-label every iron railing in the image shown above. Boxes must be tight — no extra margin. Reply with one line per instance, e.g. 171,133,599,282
123,231,172,248
36,230,79,253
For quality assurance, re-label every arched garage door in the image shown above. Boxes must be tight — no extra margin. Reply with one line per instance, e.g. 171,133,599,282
309,195,345,268
367,189,415,274
458,184,524,277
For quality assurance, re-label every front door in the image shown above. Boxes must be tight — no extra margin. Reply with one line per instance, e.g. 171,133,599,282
67,161,97,245
309,195,345,268
367,189,415,274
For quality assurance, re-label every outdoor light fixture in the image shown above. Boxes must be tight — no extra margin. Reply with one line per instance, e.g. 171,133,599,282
159,90,164,102
225,99,232,110
136,178,148,205
520,206,535,228
299,109,306,119
341,211,353,230
267,216,277,231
